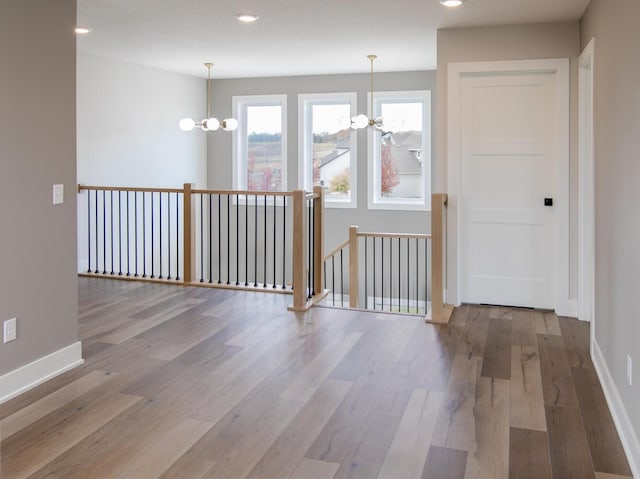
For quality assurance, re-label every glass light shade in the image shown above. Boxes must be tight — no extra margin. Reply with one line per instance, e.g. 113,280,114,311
338,116,352,131
352,114,369,130
179,118,196,131
440,0,463,6
222,118,239,131
205,118,220,131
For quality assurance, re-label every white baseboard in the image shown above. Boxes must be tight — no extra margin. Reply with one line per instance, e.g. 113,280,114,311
0,341,84,404
592,338,640,478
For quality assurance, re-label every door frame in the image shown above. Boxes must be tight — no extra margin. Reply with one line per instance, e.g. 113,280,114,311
578,39,595,334
447,58,571,315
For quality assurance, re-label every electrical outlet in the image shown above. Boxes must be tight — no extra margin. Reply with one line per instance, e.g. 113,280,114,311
3,318,17,343
53,184,64,205
627,355,633,386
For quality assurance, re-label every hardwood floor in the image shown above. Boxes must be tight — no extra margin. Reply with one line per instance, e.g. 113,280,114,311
0,278,633,479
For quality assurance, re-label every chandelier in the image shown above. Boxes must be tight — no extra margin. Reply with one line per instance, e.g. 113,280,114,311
179,63,238,132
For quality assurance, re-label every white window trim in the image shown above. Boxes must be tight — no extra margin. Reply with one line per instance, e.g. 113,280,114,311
298,92,357,209
232,94,288,193
367,90,431,211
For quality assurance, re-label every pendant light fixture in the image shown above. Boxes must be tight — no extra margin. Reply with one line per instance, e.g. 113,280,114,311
179,63,238,132
350,54,384,130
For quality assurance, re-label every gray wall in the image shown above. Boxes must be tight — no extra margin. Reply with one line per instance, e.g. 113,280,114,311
0,0,78,375
581,0,640,445
76,54,208,271
436,22,581,302
207,71,436,253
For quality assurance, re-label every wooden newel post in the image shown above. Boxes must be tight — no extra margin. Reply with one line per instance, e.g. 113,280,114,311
291,189,307,310
183,183,196,283
313,186,325,296
429,193,448,322
349,225,359,308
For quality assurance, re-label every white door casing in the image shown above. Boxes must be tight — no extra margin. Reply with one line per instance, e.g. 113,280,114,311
447,59,570,314
579,39,595,330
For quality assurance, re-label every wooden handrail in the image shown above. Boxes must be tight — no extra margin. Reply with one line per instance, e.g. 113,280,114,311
78,185,183,193
192,189,294,197
357,232,431,240
323,240,349,262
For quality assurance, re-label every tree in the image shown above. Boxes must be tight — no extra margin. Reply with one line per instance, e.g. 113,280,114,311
261,166,273,191
380,144,400,195
329,168,350,194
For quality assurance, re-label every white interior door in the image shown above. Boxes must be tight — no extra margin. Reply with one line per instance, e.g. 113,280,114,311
460,72,557,308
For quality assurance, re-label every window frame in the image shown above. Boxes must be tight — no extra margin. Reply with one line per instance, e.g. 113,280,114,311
232,94,288,193
367,90,431,211
298,92,357,208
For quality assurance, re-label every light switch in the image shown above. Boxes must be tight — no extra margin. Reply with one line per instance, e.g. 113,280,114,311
53,184,64,205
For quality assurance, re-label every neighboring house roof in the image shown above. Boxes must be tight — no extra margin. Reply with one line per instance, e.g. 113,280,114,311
318,148,350,168
382,131,423,175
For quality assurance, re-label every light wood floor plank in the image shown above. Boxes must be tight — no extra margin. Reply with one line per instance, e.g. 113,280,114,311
280,332,362,403
201,398,304,479
463,377,510,479
535,311,562,336
190,336,309,424
374,318,421,363
114,417,214,479
594,473,634,479
431,354,482,451
248,378,352,479
510,345,546,431
290,458,340,479
2,393,142,479
508,427,552,479
421,446,467,479
377,388,444,479
0,370,114,439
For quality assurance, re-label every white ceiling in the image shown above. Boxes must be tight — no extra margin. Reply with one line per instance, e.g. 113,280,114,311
77,0,590,79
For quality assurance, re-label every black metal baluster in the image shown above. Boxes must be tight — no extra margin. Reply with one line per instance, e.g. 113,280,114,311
200,193,204,282
416,238,419,314
254,194,258,287
307,200,311,298
142,192,146,278
388,237,392,311
218,194,221,284
236,194,240,286
110,191,114,275
381,237,384,311
364,237,368,309
95,190,99,273
282,195,286,289
264,195,267,288
159,192,163,279
373,237,376,310
209,194,213,283
332,255,335,306
425,237,428,310
167,192,171,280
340,249,344,307
311,199,315,296
175,192,179,281
245,194,248,286
273,194,276,288
227,194,231,285
407,238,410,312
150,192,155,278
126,191,130,276
324,260,327,291
134,191,138,277
118,191,122,275
87,190,91,273
102,190,107,274
398,236,402,312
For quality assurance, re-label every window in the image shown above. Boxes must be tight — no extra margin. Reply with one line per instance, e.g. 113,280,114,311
233,95,287,192
299,93,357,207
368,90,431,210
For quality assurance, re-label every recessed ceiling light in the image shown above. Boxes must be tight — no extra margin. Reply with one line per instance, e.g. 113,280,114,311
235,13,259,23
75,26,92,34
440,0,464,6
